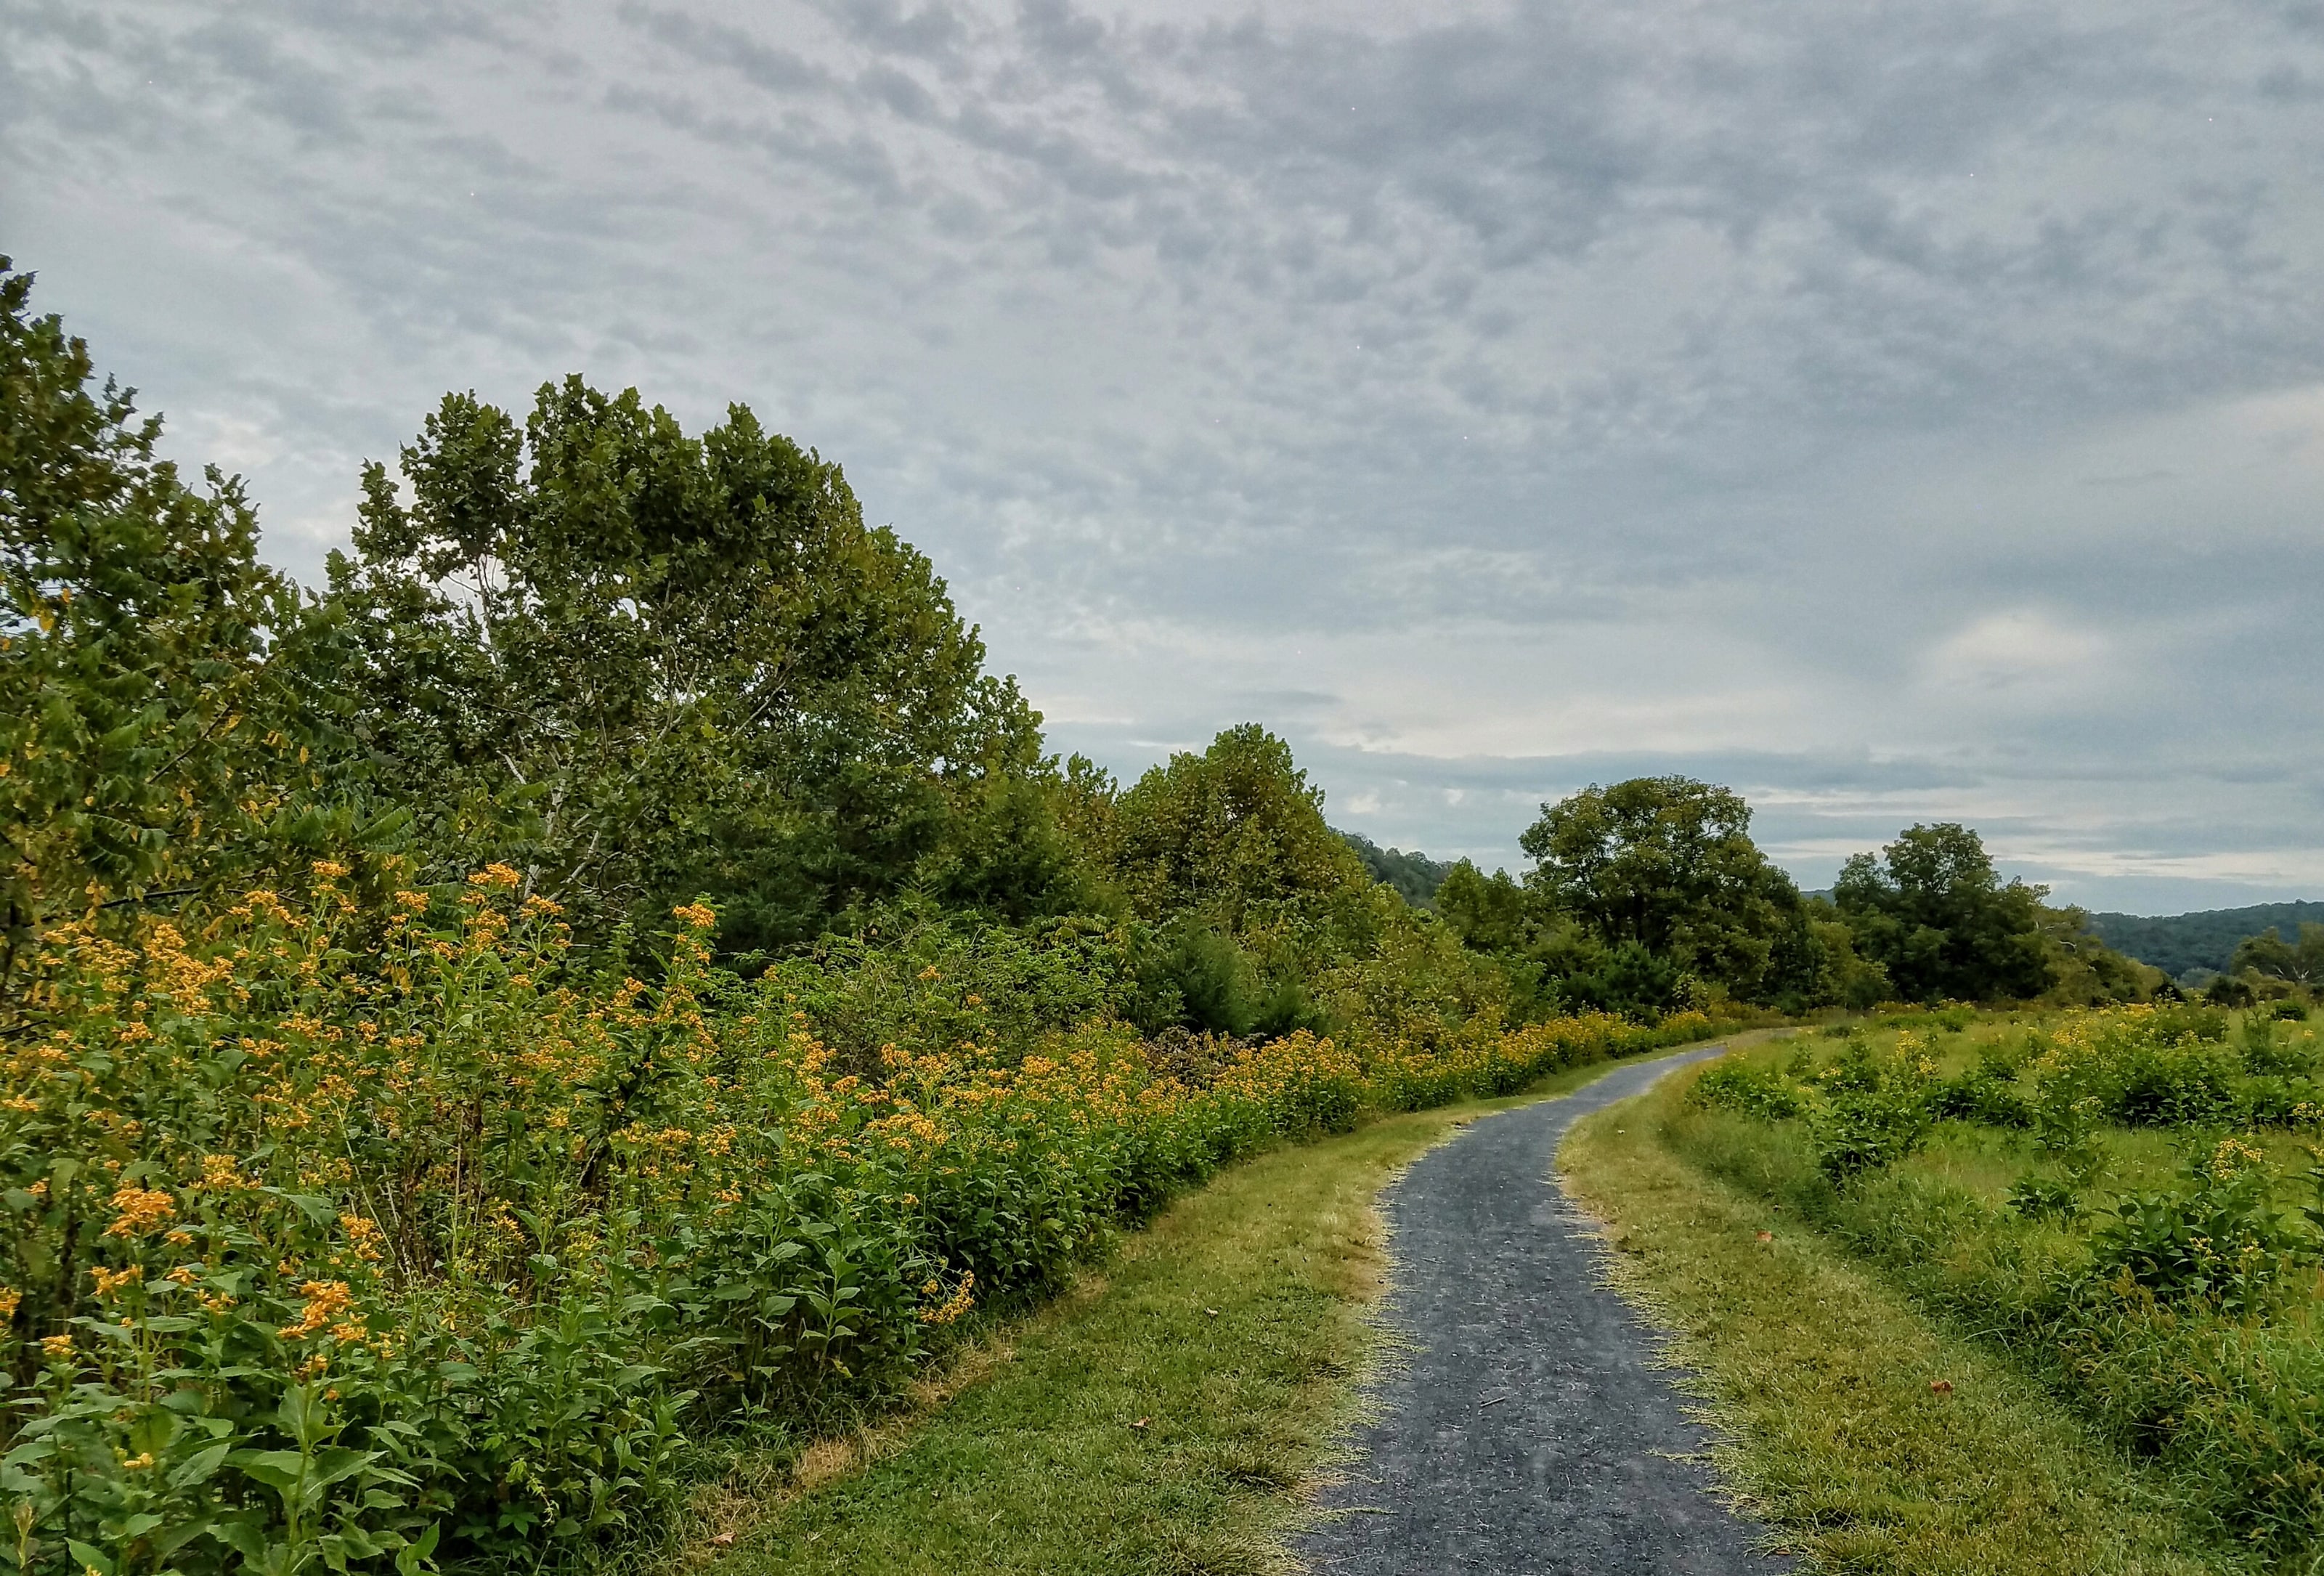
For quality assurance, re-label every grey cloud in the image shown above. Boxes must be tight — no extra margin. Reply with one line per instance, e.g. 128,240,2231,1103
9,0,2324,914
618,3,834,93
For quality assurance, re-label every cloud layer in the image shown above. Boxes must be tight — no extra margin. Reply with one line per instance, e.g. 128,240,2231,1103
7,0,2323,911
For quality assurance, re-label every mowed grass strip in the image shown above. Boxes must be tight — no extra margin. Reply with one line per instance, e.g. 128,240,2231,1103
1561,1072,2248,1576
662,1062,1629,1576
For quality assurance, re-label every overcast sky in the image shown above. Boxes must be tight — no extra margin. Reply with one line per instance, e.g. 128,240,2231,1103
7,0,2323,914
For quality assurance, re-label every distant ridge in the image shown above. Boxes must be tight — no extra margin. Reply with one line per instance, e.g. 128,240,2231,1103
1338,829,1455,908
2084,901,2324,980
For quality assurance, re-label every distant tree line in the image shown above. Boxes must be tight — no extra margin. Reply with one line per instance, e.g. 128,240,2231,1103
1423,779,2155,1017
2081,902,2324,983
1338,831,1453,908
1,255,2156,1037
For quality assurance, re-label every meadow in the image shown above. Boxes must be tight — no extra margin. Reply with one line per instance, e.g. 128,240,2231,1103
1662,1004,2324,1565
0,866,1715,1575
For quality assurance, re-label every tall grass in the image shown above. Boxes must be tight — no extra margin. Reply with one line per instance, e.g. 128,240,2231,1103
0,869,1710,1575
1672,1007,2324,1564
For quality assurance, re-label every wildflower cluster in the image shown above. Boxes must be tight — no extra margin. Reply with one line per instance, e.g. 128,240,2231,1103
0,874,1710,1574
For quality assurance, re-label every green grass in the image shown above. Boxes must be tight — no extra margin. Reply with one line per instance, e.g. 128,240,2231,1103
1561,1058,2252,1575
654,1056,1638,1575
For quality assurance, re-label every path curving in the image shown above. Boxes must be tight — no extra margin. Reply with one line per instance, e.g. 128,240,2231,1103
1299,1046,1792,1575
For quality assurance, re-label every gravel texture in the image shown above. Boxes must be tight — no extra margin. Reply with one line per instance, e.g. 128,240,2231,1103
1298,1046,1792,1575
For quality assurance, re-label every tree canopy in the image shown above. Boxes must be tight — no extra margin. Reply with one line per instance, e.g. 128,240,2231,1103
1,256,2162,1035
1518,776,1810,998
2232,922,2324,988
1832,822,2053,1002
1110,723,1370,930
0,259,367,1007
331,378,1070,951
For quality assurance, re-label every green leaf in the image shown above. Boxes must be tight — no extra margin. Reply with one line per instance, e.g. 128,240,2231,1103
393,1522,440,1576
67,1540,115,1576
171,1440,233,1488
228,1447,312,1497
309,1447,380,1488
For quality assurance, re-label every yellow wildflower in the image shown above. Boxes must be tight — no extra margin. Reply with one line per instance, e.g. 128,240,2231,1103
103,1184,176,1238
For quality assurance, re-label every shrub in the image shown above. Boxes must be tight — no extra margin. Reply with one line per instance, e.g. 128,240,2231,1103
2238,1015,2317,1079
1811,1089,1932,1183
0,872,1709,1572
2030,1009,2241,1129
1814,1037,1883,1095
2084,1140,2316,1316
1928,1058,2031,1127
2238,1076,2324,1129
1690,1060,1803,1121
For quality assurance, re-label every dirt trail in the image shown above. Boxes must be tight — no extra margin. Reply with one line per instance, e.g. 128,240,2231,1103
1298,1046,1792,1575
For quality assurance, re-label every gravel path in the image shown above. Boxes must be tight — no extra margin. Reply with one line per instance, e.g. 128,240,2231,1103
1298,1046,1792,1575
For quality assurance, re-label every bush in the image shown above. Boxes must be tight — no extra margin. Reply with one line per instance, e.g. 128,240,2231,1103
2084,1141,2316,1316
1690,1060,1803,1121
0,872,1710,1572
1928,1057,2031,1127
2030,1010,2242,1129
2238,1076,2324,1129
1814,1036,1883,1095
2238,1014,2317,1079
1811,1089,1932,1183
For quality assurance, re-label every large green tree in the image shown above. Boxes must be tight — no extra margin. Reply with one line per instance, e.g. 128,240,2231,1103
1518,776,1808,998
2230,922,2324,988
333,378,1072,950
0,260,361,1010
1832,822,2053,1002
1110,724,1370,930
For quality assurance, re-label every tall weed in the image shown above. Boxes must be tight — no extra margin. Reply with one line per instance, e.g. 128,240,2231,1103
0,871,1707,1573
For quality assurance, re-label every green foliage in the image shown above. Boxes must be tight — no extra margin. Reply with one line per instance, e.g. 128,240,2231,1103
1519,776,1808,1000
2238,1011,2317,1078
0,885,1708,1572
0,272,1753,1575
1832,823,2055,1003
1431,861,1529,954
1812,1086,1934,1184
1689,1060,1803,1120
1662,1011,2324,1558
330,379,1072,951
2029,1011,2249,1129
2231,921,2324,988
2084,900,2324,980
1336,831,1452,909
1928,1051,2032,1128
0,259,377,1014
2004,1172,2079,1220
754,910,1137,1068
2085,1147,2315,1315
1110,726,1368,934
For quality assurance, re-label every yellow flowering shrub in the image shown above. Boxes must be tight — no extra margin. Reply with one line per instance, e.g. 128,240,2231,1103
0,872,1707,1573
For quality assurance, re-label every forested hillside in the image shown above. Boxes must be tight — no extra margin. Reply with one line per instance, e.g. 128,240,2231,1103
2084,901,2324,980
0,259,2162,1575
1338,830,1452,907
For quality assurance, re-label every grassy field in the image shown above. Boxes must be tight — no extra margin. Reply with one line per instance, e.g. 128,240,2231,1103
648,1058,1642,1576
1562,1018,2278,1573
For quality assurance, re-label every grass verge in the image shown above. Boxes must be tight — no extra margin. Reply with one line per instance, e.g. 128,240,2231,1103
1560,1064,2251,1575
654,1057,1638,1576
